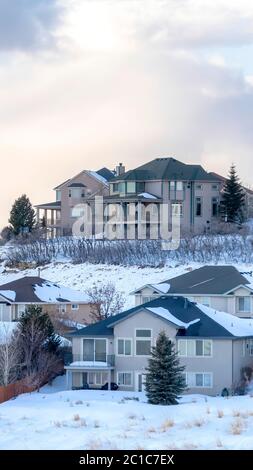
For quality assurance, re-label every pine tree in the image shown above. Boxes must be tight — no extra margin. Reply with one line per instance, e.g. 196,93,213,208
221,164,245,224
9,194,36,235
145,331,186,405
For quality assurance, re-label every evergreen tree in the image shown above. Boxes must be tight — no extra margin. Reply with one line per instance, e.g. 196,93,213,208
9,194,36,235
145,331,186,405
221,164,245,224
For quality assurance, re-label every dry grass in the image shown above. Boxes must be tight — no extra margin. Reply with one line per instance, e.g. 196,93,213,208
75,400,83,405
160,419,175,432
217,409,224,418
94,419,101,428
206,406,210,414
184,418,205,429
183,442,198,450
230,418,246,435
53,421,63,428
232,410,241,417
128,413,137,420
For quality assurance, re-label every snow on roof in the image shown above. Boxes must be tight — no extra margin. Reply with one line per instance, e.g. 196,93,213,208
151,283,171,294
33,281,90,303
197,304,253,337
87,171,108,185
138,192,157,199
0,290,16,302
69,361,108,368
147,306,200,329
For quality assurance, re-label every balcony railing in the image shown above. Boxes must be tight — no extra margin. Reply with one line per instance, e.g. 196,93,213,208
64,353,115,367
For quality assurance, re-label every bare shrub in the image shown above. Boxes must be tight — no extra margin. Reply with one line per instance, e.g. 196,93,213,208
86,283,125,322
75,400,83,405
217,409,224,418
230,418,245,435
216,438,223,448
160,419,174,431
73,414,80,421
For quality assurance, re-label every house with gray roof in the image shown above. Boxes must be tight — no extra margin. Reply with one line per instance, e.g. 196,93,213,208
0,276,96,326
65,295,253,395
132,266,253,318
108,157,222,234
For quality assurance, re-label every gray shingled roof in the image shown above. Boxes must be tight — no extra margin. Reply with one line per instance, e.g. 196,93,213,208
111,157,220,182
35,201,61,209
97,167,115,182
149,266,250,295
70,296,253,339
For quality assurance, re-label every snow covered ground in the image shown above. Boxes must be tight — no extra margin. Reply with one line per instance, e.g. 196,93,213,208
1,377,253,449
1,260,253,310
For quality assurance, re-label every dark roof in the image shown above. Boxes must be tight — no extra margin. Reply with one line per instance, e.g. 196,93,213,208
53,179,71,190
0,276,89,304
35,201,61,209
97,167,115,182
111,157,220,182
68,183,86,188
152,266,250,295
70,296,249,339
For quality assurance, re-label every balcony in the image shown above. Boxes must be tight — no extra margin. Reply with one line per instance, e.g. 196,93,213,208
64,353,115,368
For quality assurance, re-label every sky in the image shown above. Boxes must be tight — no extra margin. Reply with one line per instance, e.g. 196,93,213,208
1,0,253,228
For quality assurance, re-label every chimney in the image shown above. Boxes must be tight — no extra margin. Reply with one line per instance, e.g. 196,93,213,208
115,162,125,177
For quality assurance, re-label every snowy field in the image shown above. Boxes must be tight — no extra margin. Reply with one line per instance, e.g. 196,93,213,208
1,377,253,450
0,260,253,309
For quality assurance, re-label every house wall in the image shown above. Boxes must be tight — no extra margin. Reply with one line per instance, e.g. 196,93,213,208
59,171,109,234
9,303,95,325
232,339,253,386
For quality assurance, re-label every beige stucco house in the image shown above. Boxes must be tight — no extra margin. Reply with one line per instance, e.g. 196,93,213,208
132,266,253,318
65,296,253,396
0,276,95,325
35,167,114,237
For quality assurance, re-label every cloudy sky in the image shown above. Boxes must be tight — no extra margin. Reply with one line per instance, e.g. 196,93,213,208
1,0,253,227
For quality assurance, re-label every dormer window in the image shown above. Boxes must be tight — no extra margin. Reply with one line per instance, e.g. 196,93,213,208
238,297,251,312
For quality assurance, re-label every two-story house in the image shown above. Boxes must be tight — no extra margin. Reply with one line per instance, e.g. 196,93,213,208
107,157,222,235
131,266,253,318
65,296,253,395
35,167,115,237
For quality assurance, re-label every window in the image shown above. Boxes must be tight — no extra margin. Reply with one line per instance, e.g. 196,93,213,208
71,304,79,310
59,304,66,313
176,181,183,191
172,202,183,217
118,182,125,195
186,372,212,388
87,372,108,386
69,188,81,198
117,339,132,356
56,190,61,201
212,184,219,190
71,206,84,218
83,338,107,362
212,197,219,217
196,184,202,190
117,372,132,386
127,182,136,193
136,182,145,193
195,197,202,217
17,305,26,317
170,181,176,191
238,297,251,312
135,329,152,356
178,339,212,357
249,340,253,356
142,296,154,303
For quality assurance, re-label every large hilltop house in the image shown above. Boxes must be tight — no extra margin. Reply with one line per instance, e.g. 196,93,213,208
131,266,253,318
0,276,95,325
65,295,253,395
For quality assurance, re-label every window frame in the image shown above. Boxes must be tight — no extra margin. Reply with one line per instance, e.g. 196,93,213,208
195,196,203,217
186,372,213,388
135,328,152,357
117,338,132,357
177,339,213,358
238,296,251,313
71,304,79,310
117,371,133,387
